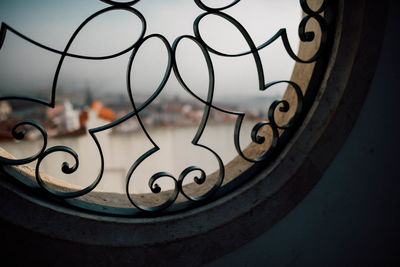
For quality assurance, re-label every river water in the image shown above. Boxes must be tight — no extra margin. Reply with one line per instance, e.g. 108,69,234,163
0,121,256,193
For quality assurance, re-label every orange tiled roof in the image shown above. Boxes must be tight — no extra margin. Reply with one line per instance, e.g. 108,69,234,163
90,101,115,122
98,106,115,122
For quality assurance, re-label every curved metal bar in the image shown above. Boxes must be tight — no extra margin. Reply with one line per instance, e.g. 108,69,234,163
100,0,140,6
0,96,51,107
88,34,172,134
172,35,268,166
193,3,328,64
36,146,74,197
194,0,241,12
178,144,224,202
0,120,48,165
35,135,104,198
193,12,265,90
233,80,303,162
300,0,329,15
0,4,147,158
24,5,148,200
172,35,243,117
125,145,181,212
126,146,180,212
266,81,304,130
0,7,146,61
287,14,328,63
23,4,147,199
124,34,178,212
148,171,179,209
173,35,224,201
51,5,146,107
0,23,6,50
234,116,279,163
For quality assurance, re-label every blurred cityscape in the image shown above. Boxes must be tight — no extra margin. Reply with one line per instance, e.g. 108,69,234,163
0,87,270,141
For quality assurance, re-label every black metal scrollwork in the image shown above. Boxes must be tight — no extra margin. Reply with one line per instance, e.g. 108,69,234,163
0,0,332,216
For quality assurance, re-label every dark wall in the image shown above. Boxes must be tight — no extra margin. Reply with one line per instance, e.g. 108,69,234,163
207,2,400,266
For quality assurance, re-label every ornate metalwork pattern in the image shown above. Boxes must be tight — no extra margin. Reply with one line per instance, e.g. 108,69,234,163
0,0,334,216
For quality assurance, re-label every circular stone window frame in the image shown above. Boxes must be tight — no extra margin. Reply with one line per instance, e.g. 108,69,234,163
0,0,388,266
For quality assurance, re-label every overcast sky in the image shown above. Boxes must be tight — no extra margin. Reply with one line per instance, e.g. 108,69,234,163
0,0,301,102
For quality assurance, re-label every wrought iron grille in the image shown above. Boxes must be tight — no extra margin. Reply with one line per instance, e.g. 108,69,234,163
0,0,334,216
